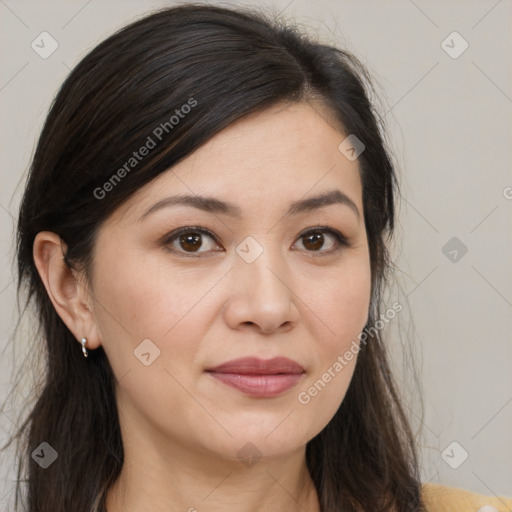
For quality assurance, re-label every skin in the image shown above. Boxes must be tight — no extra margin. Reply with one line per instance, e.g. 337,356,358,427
33,101,372,512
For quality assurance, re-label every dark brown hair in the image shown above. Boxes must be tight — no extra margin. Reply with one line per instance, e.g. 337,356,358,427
2,3,425,511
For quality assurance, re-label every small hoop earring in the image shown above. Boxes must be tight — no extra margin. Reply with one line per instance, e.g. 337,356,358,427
81,337,88,358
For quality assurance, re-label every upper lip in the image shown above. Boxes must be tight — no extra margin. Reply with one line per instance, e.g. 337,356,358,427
206,357,304,375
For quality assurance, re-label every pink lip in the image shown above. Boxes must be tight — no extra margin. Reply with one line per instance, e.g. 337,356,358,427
206,357,305,398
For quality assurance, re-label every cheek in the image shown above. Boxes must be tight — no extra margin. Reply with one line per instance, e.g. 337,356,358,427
90,253,211,437
308,257,371,349
91,246,215,383
94,243,220,336
329,283,369,334
296,259,371,415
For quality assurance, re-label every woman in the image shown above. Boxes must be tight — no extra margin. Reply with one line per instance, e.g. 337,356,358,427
3,3,511,512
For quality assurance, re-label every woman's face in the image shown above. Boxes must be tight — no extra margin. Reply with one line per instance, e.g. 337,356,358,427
87,101,371,464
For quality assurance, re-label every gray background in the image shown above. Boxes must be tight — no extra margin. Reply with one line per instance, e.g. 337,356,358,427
1,0,511,506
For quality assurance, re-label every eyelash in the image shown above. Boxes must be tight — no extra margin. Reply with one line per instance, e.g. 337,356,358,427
161,224,351,258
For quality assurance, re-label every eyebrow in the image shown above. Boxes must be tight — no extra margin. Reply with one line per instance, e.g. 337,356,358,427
138,189,361,222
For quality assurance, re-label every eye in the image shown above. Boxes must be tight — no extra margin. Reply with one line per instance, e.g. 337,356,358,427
162,226,222,257
293,226,349,256
161,225,350,258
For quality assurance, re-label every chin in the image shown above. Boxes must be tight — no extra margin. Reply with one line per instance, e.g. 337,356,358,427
198,428,311,466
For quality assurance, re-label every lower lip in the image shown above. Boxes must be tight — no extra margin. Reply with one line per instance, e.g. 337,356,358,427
207,372,304,397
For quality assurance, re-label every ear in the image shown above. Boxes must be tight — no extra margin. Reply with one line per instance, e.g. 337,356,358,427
33,231,101,351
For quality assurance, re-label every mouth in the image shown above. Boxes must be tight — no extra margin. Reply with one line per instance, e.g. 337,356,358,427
205,356,305,398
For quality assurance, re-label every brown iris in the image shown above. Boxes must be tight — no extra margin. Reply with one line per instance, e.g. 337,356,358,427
179,233,203,252
302,231,325,251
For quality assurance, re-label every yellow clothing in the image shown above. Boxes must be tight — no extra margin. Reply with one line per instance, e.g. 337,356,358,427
422,483,512,511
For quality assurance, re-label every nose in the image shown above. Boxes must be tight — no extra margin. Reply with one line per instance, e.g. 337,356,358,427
222,244,300,335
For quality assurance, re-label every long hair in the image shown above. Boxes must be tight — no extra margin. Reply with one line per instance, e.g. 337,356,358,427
2,4,425,511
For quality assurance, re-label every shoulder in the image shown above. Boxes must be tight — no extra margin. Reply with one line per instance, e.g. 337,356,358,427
421,482,512,512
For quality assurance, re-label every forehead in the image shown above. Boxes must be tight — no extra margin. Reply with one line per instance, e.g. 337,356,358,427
114,101,363,225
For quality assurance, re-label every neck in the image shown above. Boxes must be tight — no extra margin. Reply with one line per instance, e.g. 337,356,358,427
105,440,320,512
